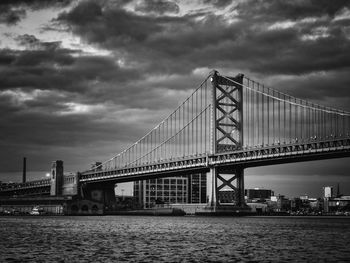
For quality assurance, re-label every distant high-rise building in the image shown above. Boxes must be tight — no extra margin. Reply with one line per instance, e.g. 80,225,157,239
323,186,333,198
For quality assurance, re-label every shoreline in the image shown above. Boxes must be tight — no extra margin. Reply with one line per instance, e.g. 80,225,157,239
1,213,350,219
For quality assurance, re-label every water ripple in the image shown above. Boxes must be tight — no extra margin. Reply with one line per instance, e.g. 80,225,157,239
0,216,349,262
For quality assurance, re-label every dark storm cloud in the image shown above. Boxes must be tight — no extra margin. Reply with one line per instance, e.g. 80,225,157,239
57,1,163,45
56,0,350,78
135,0,180,14
0,102,142,148
0,79,163,172
0,7,25,25
0,32,182,171
266,69,350,111
236,27,350,75
0,33,189,123
0,49,16,65
0,105,152,171
0,35,139,101
2,0,350,177
57,4,230,74
235,0,350,21
0,0,73,25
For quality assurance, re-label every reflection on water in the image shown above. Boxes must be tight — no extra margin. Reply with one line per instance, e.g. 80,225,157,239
0,216,349,262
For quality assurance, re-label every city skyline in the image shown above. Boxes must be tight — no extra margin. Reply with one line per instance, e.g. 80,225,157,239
1,0,350,197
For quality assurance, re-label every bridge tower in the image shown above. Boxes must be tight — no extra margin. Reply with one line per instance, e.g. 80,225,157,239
207,71,245,209
50,160,63,196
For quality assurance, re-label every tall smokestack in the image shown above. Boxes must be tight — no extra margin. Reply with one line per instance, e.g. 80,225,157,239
22,157,26,183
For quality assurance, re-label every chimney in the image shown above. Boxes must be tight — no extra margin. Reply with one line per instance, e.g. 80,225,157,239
22,157,26,183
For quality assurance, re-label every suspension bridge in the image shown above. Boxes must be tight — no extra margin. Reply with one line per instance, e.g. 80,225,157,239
79,71,350,207
1,70,350,210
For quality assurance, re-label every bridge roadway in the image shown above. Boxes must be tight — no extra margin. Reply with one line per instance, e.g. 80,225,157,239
80,137,350,184
1,137,349,195
0,179,50,196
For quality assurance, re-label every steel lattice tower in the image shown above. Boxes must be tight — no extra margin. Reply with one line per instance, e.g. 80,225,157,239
208,71,245,208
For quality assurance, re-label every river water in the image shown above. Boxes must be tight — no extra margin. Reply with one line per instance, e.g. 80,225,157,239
0,216,349,262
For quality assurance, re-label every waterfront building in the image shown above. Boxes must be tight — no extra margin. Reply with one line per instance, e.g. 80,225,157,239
309,198,322,211
290,198,302,212
268,195,290,212
134,173,207,208
324,195,350,213
134,177,188,208
246,202,268,213
188,173,207,203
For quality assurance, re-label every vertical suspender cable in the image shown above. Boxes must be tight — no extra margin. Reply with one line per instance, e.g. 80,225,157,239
300,99,303,140
200,85,203,153
289,95,292,142
204,84,206,151
257,82,260,145
191,95,194,155
273,89,275,143
278,92,281,143
250,80,252,147
196,90,199,155
262,84,264,146
267,87,270,145
295,98,297,141
284,94,286,143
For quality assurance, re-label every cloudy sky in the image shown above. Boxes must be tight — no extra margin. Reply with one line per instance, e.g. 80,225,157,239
1,0,350,197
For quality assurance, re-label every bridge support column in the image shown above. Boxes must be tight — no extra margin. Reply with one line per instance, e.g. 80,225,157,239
50,160,63,196
206,168,218,209
235,167,245,207
208,71,246,210
207,166,245,209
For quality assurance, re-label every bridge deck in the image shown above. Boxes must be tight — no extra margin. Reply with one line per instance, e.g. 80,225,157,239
79,137,350,183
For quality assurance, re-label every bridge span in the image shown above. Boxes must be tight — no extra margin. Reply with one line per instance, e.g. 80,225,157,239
81,137,350,184
1,71,350,213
